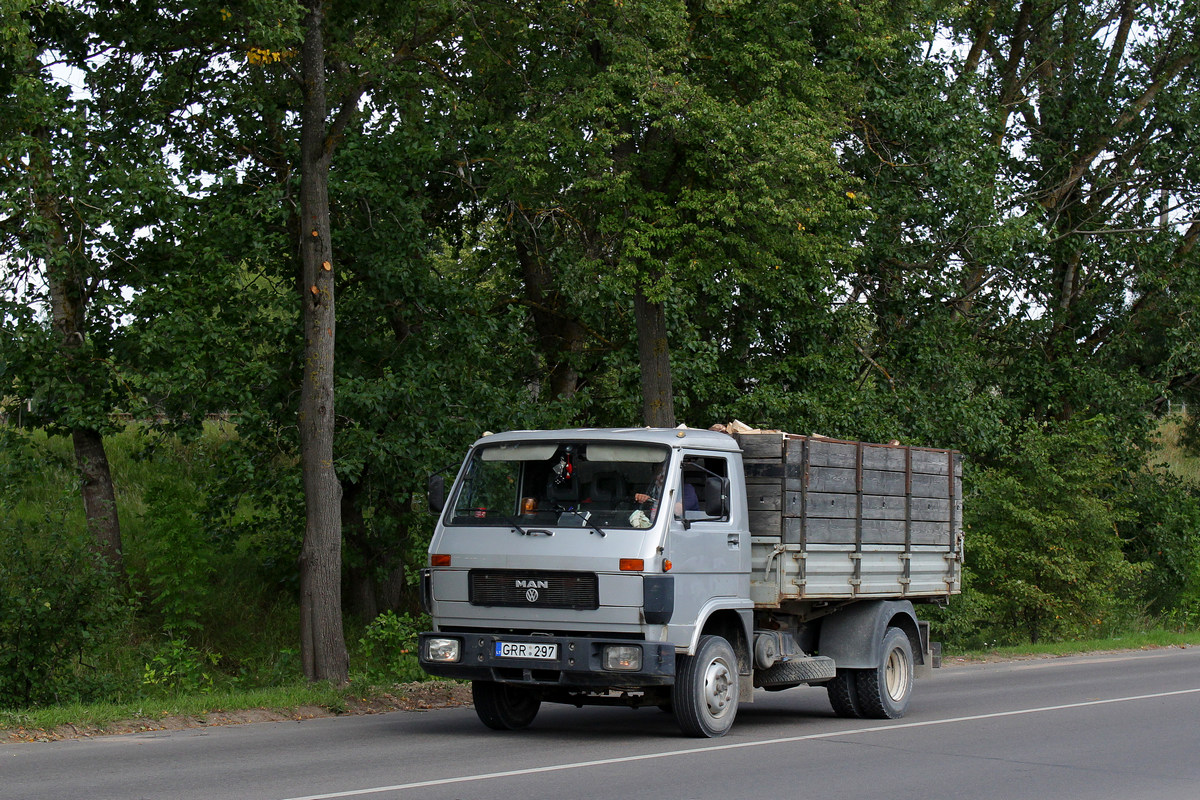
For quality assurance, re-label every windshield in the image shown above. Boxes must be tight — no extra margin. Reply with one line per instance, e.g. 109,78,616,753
447,441,671,530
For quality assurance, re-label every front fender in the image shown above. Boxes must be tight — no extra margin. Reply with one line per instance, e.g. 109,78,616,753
669,598,752,657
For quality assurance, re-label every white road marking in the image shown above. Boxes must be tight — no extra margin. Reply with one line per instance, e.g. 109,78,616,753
278,687,1200,800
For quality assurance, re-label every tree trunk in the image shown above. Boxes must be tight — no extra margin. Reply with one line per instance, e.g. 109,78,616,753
634,284,676,427
72,426,124,574
515,235,585,399
297,0,348,684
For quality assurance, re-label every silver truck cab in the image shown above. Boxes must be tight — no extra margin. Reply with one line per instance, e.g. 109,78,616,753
419,428,751,732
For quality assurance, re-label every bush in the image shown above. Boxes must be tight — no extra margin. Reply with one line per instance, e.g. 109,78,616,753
943,417,1143,646
355,611,429,685
137,476,214,634
141,637,221,694
0,511,129,709
1118,470,1200,614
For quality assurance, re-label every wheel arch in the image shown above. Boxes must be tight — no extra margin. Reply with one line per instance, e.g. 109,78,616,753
816,600,923,670
697,607,753,676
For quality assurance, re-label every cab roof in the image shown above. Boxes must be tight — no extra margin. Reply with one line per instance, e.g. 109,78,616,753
473,427,743,454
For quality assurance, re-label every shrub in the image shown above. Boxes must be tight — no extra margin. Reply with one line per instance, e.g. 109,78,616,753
0,512,129,709
947,417,1143,646
355,611,429,685
141,637,221,694
1118,470,1200,614
137,476,214,634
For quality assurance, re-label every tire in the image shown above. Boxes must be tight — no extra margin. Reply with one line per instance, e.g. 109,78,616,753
472,680,542,731
854,626,915,719
826,669,864,718
756,655,836,688
673,635,739,738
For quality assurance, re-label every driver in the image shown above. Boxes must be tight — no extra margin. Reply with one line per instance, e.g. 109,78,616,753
635,462,699,515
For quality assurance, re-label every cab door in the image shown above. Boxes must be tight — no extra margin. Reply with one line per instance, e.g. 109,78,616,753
665,452,751,628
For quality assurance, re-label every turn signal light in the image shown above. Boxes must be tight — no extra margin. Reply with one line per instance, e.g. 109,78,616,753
619,558,644,571
431,554,452,567
662,559,672,572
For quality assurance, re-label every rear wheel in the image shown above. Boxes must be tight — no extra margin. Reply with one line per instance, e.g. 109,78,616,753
673,635,739,737
472,681,541,731
826,669,864,718
855,626,914,719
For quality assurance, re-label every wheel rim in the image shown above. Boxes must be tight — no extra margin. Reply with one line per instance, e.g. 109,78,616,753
703,656,735,719
884,646,911,702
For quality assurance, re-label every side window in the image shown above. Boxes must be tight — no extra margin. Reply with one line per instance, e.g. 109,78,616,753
679,455,730,522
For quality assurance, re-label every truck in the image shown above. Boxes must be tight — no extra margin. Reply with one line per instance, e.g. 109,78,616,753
419,426,963,737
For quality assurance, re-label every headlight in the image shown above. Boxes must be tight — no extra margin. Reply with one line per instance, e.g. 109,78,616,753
425,637,461,663
603,645,642,671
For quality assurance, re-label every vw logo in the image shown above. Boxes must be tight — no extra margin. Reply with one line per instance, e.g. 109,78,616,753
525,588,540,603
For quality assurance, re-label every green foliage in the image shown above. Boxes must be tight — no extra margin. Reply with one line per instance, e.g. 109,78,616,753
113,427,308,688
0,424,313,705
137,476,215,634
354,611,429,685
4,0,1200,714
141,638,221,695
1117,469,1200,614
459,0,896,426
944,418,1144,646
0,508,129,709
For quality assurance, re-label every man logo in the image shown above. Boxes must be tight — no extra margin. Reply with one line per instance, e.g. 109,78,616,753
516,578,548,603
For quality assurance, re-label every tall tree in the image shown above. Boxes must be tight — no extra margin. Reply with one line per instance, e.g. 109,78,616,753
0,0,178,577
842,1,1200,639
846,0,1200,448
462,0,898,428
134,0,463,675
294,0,347,684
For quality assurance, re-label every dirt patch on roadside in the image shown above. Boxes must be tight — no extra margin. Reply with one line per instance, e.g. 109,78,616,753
941,642,1194,667
2,681,474,745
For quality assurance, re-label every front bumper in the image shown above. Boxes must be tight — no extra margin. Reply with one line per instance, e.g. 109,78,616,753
418,632,676,687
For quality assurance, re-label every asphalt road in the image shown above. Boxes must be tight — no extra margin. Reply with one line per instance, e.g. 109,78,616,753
4,647,1199,800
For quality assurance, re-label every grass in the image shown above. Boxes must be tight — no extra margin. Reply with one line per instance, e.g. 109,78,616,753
1150,415,1200,486
0,682,351,737
946,629,1200,661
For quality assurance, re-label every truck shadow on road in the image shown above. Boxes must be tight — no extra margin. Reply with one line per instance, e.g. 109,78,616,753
385,690,845,741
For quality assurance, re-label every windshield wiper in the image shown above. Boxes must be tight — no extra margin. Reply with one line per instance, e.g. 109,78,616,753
558,508,607,538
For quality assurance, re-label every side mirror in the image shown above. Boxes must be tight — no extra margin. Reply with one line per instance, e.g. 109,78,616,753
704,476,729,518
427,475,446,514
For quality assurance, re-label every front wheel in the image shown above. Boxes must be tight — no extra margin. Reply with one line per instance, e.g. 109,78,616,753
472,680,542,731
673,635,739,738
854,626,915,719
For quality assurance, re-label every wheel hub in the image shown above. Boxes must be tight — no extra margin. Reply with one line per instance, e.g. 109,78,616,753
884,646,911,701
703,658,735,718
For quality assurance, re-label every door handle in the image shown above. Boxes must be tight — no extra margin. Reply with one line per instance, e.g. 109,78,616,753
727,533,740,549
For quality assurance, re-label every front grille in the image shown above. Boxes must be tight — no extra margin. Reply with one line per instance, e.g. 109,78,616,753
469,569,599,610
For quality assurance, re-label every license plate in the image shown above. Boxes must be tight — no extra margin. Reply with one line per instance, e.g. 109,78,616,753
495,641,558,660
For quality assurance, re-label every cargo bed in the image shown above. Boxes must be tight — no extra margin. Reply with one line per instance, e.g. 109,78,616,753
734,433,963,605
